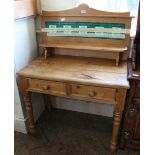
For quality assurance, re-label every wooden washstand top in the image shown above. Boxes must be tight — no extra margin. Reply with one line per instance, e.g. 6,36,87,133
18,55,129,88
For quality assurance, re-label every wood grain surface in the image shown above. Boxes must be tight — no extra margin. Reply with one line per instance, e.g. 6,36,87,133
18,55,129,88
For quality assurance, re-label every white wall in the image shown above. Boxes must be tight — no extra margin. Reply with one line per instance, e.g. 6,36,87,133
14,17,37,72
53,97,114,117
14,16,45,133
40,0,78,11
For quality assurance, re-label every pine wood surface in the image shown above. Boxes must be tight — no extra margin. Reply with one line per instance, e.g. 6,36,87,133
27,78,117,104
18,55,129,88
18,55,129,152
38,4,132,65
39,42,128,52
17,4,131,152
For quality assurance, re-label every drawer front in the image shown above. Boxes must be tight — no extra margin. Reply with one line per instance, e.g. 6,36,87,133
28,79,117,103
28,79,66,96
71,84,116,103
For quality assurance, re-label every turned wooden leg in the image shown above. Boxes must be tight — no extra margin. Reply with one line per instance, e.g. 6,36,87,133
24,93,36,135
110,88,127,152
110,111,122,152
18,76,36,135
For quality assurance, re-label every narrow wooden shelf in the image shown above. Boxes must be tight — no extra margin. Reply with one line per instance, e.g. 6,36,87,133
37,3,131,67
39,43,128,66
39,43,127,52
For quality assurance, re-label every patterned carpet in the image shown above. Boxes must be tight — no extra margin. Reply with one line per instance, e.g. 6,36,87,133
15,109,140,155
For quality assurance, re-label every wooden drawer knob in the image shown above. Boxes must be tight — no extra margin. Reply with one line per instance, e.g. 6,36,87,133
89,90,96,97
42,85,50,90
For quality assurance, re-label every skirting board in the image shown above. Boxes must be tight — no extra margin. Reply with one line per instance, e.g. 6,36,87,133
14,93,45,134
14,117,28,134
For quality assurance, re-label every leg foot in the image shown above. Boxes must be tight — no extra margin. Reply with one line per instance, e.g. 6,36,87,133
110,111,122,152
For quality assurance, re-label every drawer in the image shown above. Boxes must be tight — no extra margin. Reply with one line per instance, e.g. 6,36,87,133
28,79,117,103
71,84,116,103
28,79,66,96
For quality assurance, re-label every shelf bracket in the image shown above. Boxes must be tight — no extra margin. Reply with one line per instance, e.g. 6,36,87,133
43,47,48,60
116,53,120,66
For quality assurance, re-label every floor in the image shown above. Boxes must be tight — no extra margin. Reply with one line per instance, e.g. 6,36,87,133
15,109,140,155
